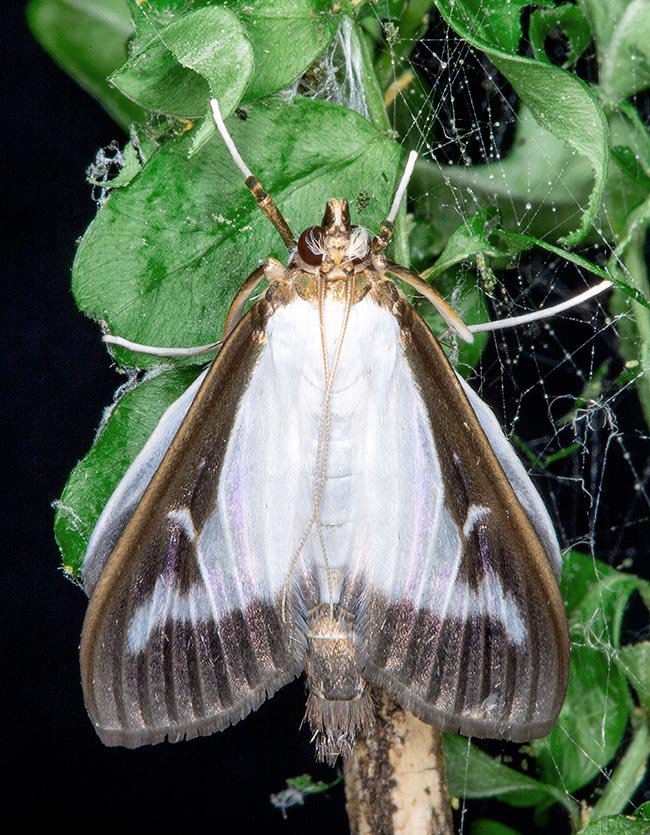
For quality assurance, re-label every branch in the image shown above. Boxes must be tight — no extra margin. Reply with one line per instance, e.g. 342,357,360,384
345,692,454,835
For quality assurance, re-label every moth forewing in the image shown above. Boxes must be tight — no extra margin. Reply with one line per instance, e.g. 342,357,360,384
79,102,570,756
346,293,569,741
80,302,308,747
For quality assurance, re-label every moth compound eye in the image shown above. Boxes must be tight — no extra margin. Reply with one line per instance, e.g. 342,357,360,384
297,226,325,266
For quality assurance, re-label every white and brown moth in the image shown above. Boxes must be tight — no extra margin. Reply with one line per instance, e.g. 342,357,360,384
80,99,570,762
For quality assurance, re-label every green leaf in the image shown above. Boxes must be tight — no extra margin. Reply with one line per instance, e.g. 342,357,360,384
599,0,650,103
72,98,402,369
433,0,609,246
617,642,650,716
440,0,550,56
416,265,489,374
55,367,201,576
226,0,341,102
443,734,570,812
559,550,616,613
412,106,592,250
635,802,650,821
127,0,340,103
110,6,254,118
471,820,524,835
538,643,631,794
592,715,650,818
534,551,650,793
114,0,340,149
576,0,629,52
611,146,650,193
529,4,592,68
560,550,650,637
412,207,507,371
603,103,650,240
578,814,650,835
608,195,650,427
422,208,504,282
189,0,342,153
284,773,342,795
26,0,144,129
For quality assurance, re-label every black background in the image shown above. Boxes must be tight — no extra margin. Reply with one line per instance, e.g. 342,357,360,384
7,3,649,832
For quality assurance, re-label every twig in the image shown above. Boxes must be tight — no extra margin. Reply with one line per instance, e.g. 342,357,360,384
345,692,454,835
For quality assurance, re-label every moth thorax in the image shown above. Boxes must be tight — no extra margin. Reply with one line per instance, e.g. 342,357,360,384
304,604,374,764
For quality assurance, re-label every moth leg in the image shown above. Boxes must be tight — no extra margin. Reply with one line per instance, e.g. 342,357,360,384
221,258,286,339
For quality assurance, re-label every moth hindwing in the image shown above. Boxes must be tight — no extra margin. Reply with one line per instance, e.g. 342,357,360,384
79,107,569,759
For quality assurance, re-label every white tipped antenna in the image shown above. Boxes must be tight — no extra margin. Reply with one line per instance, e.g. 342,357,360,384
209,99,253,180
386,150,418,224
209,98,296,249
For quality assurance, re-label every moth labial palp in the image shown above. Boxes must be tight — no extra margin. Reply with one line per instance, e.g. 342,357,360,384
78,97,589,761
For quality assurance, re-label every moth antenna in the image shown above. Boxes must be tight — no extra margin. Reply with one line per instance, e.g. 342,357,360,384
387,150,418,225
280,277,355,620
372,150,418,253
312,276,355,610
221,263,269,340
385,261,474,343
209,98,253,180
468,279,613,334
103,334,222,357
209,98,296,250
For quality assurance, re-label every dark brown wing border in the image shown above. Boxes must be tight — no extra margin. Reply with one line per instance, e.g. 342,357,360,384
80,300,305,747
355,290,570,740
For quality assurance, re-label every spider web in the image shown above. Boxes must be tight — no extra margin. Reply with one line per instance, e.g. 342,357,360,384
301,5,650,831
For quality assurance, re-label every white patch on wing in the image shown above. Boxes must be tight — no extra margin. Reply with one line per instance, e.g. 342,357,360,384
168,507,197,541
418,573,527,647
458,376,561,576
127,579,214,653
463,504,491,538
464,575,527,645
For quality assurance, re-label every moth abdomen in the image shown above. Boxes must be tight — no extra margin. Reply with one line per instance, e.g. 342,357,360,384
304,605,374,764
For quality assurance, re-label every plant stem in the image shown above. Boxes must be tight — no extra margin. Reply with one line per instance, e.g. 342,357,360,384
613,210,650,428
345,692,454,835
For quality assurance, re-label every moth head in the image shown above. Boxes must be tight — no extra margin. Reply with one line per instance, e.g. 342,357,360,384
292,199,371,276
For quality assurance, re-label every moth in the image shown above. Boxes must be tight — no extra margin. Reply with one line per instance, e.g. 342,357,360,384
79,99,570,762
